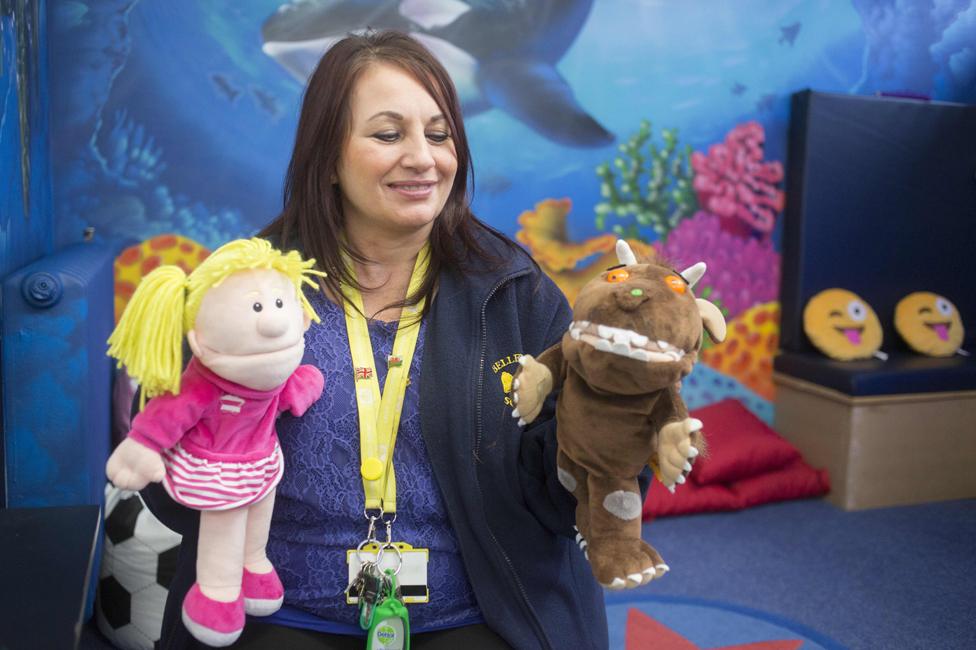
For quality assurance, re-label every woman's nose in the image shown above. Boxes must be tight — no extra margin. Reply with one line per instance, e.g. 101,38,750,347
402,134,435,170
257,310,290,338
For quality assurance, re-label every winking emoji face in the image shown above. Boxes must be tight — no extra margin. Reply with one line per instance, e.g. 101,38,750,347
895,292,964,357
803,289,883,360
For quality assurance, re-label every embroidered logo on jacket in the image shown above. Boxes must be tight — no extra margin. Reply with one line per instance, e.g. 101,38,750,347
491,353,523,407
219,394,245,414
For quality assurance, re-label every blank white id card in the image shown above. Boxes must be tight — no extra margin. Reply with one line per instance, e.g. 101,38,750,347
346,542,429,604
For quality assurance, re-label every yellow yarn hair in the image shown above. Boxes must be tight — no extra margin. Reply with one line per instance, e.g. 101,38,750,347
107,238,325,406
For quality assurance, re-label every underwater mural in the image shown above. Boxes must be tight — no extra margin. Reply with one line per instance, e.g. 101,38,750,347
49,0,976,419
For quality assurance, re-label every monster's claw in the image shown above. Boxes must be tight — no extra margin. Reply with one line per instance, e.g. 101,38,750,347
683,461,692,472
688,446,700,458
513,379,520,390
511,408,521,418
518,418,526,427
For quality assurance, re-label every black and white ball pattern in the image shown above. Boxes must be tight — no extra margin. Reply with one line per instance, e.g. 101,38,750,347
95,483,182,650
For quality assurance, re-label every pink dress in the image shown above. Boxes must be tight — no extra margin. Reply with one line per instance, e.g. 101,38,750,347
128,358,324,510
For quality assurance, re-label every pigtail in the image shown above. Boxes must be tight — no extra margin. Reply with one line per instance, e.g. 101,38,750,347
107,265,189,408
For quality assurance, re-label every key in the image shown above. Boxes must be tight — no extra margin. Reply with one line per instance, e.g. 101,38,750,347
357,563,384,630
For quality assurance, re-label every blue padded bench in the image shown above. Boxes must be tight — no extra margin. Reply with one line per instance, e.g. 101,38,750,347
773,91,976,509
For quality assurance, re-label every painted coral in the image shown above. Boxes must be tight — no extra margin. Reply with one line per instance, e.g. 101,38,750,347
595,120,697,240
690,121,784,239
516,198,655,305
700,301,780,401
654,211,780,320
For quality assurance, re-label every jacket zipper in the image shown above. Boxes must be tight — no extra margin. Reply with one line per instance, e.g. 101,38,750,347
475,270,554,650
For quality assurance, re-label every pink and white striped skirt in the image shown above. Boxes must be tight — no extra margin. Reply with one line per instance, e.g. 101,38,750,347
161,442,283,511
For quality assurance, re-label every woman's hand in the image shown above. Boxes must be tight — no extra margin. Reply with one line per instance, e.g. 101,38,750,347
511,355,554,426
106,438,166,490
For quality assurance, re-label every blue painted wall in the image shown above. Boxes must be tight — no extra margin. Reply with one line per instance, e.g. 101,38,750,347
0,0,53,278
1,0,53,506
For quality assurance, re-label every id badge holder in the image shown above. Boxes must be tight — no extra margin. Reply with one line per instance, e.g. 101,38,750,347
346,542,430,604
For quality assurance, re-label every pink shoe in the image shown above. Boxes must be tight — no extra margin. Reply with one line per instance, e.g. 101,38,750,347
181,583,245,647
242,567,284,616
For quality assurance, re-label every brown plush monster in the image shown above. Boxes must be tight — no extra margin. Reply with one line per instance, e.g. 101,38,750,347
513,240,726,590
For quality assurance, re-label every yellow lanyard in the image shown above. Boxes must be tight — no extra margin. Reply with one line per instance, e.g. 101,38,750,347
343,245,428,513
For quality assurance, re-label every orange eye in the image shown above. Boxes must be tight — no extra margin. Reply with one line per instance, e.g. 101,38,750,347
606,269,630,283
665,275,686,294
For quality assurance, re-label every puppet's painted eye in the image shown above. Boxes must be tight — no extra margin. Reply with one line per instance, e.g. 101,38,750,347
606,269,630,283
665,275,686,294
275,298,284,309
253,302,263,312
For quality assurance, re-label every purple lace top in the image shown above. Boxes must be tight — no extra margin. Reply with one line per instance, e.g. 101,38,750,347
265,290,483,634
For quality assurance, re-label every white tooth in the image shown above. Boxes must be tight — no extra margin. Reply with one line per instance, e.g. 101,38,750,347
648,351,673,363
570,329,581,340
579,321,590,329
613,330,629,345
631,333,648,347
612,342,630,355
658,340,670,350
630,349,651,362
598,325,613,339
594,339,612,352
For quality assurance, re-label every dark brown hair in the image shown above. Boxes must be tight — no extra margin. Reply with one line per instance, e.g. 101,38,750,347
260,30,511,318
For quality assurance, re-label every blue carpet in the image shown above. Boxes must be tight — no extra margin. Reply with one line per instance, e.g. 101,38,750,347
623,497,976,650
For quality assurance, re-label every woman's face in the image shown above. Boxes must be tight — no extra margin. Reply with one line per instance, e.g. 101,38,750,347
336,63,458,238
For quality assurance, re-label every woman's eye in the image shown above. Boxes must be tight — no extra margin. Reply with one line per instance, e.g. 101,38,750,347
252,302,263,313
427,132,450,143
373,132,399,143
275,298,284,309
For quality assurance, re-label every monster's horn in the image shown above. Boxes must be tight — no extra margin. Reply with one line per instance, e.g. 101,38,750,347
697,298,727,343
680,262,706,289
616,240,638,266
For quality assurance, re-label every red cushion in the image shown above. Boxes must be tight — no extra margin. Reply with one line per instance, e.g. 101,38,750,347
733,458,831,508
690,399,800,485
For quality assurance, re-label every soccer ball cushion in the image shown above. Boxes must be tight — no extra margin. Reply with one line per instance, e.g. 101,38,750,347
96,483,182,649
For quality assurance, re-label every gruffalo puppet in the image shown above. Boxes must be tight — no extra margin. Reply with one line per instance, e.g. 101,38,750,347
512,240,726,590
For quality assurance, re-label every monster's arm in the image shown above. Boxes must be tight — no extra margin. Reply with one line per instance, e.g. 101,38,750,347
513,274,578,538
511,343,565,425
648,385,705,490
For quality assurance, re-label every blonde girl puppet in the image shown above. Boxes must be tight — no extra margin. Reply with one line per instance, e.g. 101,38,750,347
106,238,325,647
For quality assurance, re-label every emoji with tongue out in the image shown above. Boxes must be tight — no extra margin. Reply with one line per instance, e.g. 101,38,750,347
803,289,883,360
895,292,964,357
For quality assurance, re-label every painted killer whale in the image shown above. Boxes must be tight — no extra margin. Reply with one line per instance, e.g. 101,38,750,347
261,0,614,147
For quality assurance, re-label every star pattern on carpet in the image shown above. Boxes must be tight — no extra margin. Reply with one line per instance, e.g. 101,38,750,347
625,608,803,650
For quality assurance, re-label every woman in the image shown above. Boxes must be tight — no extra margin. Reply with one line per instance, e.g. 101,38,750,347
147,30,616,649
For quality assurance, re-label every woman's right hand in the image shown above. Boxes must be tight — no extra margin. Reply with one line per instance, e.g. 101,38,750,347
106,437,166,490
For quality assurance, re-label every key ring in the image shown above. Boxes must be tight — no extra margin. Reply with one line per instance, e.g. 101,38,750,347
356,538,385,566
380,540,404,575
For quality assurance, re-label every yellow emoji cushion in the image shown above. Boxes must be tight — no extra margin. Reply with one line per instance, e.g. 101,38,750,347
895,292,965,357
803,289,883,360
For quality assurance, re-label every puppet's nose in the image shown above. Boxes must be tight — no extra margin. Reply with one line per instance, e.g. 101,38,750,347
257,311,289,338
614,287,650,312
